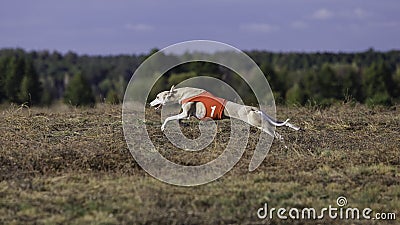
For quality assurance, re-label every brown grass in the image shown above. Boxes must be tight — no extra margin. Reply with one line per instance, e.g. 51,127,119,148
0,103,399,224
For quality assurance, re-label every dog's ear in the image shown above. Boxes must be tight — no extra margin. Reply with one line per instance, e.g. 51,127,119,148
169,85,177,95
169,85,175,92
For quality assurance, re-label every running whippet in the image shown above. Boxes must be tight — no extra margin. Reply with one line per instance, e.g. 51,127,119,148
149,86,300,139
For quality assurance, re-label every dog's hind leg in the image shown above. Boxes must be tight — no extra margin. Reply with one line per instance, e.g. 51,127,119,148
231,106,288,142
245,109,275,137
244,109,286,142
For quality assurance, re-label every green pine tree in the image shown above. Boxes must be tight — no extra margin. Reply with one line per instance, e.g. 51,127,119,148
105,89,120,104
286,83,306,105
64,73,95,106
317,64,340,100
363,62,392,105
341,68,362,102
0,57,9,102
18,59,42,105
393,67,400,99
4,56,25,102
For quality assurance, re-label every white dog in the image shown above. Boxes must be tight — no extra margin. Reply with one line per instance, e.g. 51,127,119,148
150,86,300,139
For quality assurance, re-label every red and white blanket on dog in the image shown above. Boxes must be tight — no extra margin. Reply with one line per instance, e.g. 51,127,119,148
181,91,227,120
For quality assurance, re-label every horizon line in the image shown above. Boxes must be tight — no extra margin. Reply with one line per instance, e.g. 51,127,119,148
0,46,399,57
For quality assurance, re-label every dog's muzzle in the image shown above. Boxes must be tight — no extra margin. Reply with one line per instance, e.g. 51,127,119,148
150,99,164,110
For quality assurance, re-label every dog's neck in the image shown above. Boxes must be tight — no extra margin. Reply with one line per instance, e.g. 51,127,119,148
171,87,205,104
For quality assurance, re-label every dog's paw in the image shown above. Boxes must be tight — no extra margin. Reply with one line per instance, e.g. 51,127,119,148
274,132,284,141
286,122,300,131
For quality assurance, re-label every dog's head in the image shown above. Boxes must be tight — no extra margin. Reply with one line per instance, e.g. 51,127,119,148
150,85,177,109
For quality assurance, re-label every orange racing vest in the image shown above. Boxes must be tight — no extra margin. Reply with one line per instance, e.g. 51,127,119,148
181,91,227,120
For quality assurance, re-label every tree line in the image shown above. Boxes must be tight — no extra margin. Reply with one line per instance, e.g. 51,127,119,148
0,48,399,106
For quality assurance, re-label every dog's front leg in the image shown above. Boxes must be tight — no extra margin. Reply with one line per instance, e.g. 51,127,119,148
161,104,191,131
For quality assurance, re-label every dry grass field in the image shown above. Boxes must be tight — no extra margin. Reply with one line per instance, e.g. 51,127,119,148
0,103,399,224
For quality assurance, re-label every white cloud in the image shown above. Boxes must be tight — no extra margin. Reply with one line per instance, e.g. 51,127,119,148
353,8,368,19
312,8,333,20
240,23,279,33
291,21,308,29
370,21,400,28
124,23,154,32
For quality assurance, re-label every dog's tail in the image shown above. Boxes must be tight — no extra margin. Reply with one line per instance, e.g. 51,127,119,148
258,111,300,131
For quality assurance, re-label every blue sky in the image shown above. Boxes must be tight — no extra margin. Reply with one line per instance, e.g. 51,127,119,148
0,0,399,55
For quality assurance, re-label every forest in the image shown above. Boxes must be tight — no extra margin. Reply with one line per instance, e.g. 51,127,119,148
0,48,399,107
